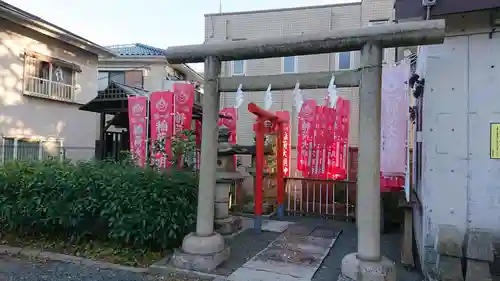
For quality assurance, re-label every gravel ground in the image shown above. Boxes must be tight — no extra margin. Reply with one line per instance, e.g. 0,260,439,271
0,254,213,281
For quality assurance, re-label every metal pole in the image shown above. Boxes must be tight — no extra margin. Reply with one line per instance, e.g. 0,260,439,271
357,41,383,261
195,56,221,237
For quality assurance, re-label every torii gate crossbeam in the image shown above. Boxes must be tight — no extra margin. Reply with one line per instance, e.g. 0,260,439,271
166,19,445,281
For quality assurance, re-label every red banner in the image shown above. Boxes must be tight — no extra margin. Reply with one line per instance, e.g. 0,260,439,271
330,98,349,180
339,99,350,172
150,91,174,168
128,96,148,167
219,108,238,168
195,119,202,169
276,111,291,177
173,83,195,134
297,100,316,177
325,107,337,179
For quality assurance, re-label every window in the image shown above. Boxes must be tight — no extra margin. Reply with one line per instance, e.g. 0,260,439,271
282,56,297,73
1,137,63,163
24,54,77,101
232,60,245,76
336,52,352,70
98,70,144,90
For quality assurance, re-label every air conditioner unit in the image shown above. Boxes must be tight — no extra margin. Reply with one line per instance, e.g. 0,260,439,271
422,0,436,7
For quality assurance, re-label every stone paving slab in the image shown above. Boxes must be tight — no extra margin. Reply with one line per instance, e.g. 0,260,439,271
240,217,295,233
227,223,340,281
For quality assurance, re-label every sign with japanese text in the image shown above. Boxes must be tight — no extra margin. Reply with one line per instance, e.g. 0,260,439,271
127,96,148,167
276,111,291,177
150,91,174,168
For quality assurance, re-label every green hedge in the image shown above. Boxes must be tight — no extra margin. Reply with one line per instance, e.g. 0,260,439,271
0,159,198,251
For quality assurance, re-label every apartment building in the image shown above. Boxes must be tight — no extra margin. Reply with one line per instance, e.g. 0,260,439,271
204,0,395,170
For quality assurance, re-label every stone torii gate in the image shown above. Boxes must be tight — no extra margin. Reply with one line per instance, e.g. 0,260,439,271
165,20,445,280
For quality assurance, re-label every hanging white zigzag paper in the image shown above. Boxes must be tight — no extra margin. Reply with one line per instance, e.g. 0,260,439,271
293,81,303,114
327,75,338,108
234,84,244,109
264,84,273,110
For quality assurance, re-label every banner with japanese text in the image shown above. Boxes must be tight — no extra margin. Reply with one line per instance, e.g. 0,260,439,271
330,97,349,180
325,107,337,179
195,120,202,170
380,62,410,191
219,108,238,168
173,83,195,134
297,99,316,177
276,111,291,177
150,91,174,168
127,96,148,167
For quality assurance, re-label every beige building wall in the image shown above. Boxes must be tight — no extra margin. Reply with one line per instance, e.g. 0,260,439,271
204,0,395,168
0,18,100,160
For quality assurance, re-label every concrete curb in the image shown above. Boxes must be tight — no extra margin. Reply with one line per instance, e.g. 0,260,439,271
0,245,147,273
0,244,228,280
149,262,228,280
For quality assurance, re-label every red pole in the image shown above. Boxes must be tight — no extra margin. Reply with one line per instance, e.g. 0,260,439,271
254,120,264,232
275,122,285,217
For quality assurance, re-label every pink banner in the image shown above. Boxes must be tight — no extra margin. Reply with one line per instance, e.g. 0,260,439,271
297,100,316,178
276,111,291,177
128,96,148,167
150,91,174,168
380,63,410,175
173,83,195,134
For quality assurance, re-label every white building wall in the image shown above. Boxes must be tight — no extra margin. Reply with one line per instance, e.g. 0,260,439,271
419,10,500,271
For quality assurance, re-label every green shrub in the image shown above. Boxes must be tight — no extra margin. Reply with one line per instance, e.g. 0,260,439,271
0,159,198,251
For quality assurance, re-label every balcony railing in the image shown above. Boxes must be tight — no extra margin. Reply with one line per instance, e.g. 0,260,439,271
24,76,74,102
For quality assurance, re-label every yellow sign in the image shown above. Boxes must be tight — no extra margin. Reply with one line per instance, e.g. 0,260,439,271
490,123,500,159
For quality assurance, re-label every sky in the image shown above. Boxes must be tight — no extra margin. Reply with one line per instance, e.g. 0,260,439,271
4,0,357,72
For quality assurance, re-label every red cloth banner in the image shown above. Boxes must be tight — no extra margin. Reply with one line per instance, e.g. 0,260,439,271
173,83,195,134
297,100,316,177
219,108,238,168
331,98,349,180
310,106,323,178
325,107,337,179
127,96,148,167
150,91,174,168
195,119,202,169
340,99,350,172
276,111,291,177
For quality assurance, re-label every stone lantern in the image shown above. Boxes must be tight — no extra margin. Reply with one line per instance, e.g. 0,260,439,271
214,127,243,235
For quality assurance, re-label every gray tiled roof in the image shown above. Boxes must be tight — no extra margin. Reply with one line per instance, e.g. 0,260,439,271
105,43,165,57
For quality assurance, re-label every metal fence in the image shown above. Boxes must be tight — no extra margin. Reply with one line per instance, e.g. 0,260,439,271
285,177,356,220
0,141,96,164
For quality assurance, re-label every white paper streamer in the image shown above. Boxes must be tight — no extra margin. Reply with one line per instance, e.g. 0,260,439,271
234,84,244,109
264,84,273,110
293,81,303,114
327,75,338,108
